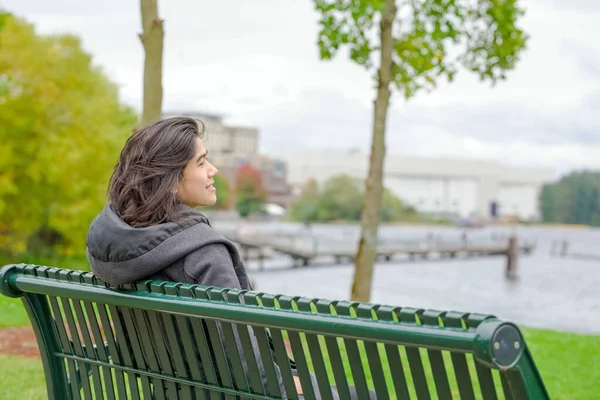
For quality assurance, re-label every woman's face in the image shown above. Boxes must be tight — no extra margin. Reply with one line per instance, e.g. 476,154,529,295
176,138,219,207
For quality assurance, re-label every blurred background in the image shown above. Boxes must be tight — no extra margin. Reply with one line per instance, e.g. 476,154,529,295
0,1,599,397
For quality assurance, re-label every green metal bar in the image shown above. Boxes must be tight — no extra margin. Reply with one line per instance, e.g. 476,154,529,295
119,307,155,399
132,309,167,400
445,312,476,400
399,308,430,400
227,290,267,396
96,303,128,399
427,349,452,399
287,330,316,400
500,371,515,400
314,300,351,398
72,298,104,399
55,353,284,400
260,295,299,400
422,311,452,400
47,295,81,398
194,288,237,400
82,296,116,400
336,302,370,400
511,348,551,399
159,284,195,399
21,294,71,400
107,305,141,399
449,352,476,400
357,304,389,399
60,296,93,399
174,314,210,400
189,317,222,400
376,305,411,400
244,293,283,399
405,346,431,399
474,362,498,400
383,344,411,399
279,296,316,400
9,275,484,352
297,299,334,400
211,290,251,395
145,310,179,396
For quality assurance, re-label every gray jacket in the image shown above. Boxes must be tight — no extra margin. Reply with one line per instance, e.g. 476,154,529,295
86,202,251,290
86,203,293,398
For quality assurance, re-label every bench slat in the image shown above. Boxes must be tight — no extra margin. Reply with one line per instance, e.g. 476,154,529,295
195,289,238,400
297,299,335,400
279,296,317,400
261,295,300,400
107,305,142,399
61,296,95,399
422,310,453,400
314,301,352,400
96,303,129,399
161,284,198,399
445,312,476,400
119,307,155,399
474,360,499,400
211,290,252,396
72,298,104,400
243,293,284,398
48,295,82,399
82,298,117,400
226,290,268,396
189,317,223,400
400,308,432,400
377,306,411,399
131,308,168,400
336,302,372,400
145,309,179,396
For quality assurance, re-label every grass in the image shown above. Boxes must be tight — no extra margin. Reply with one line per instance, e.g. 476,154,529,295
0,355,47,400
522,327,600,399
0,294,31,328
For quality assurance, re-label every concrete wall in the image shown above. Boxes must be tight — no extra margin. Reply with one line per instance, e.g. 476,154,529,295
272,150,556,220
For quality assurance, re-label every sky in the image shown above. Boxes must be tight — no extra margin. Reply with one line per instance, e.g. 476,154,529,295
2,0,600,176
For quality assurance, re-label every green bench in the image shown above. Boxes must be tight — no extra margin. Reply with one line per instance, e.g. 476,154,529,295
0,264,549,399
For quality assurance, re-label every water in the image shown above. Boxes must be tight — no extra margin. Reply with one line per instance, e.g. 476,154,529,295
213,221,600,334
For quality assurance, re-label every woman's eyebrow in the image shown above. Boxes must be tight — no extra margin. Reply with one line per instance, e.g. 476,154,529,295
196,150,208,163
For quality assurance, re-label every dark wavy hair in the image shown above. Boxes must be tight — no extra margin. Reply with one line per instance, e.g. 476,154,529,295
108,117,205,228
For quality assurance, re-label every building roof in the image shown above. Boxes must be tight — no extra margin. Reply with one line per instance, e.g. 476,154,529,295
162,111,225,122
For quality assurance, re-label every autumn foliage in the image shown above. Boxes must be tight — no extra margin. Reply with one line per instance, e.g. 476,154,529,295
234,163,267,217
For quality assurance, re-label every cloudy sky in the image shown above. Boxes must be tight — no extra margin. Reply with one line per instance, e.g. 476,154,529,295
3,0,600,176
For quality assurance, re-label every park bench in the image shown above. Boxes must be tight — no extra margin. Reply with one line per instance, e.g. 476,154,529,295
0,263,549,399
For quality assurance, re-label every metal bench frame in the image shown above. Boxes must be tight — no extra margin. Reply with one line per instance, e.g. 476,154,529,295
0,264,549,399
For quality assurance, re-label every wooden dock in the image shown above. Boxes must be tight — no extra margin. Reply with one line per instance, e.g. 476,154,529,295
222,229,535,268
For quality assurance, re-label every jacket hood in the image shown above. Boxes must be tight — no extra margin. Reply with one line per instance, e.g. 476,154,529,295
86,202,223,285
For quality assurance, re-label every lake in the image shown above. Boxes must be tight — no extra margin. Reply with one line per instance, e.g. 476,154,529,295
212,221,600,334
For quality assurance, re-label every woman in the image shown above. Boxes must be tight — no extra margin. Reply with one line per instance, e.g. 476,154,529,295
86,117,369,399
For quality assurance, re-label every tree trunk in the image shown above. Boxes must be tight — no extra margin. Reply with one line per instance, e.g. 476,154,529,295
139,0,164,128
350,0,397,302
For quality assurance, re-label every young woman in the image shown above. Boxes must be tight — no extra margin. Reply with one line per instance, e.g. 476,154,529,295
86,117,376,399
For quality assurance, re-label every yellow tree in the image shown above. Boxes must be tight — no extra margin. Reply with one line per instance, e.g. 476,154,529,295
139,0,164,127
313,0,528,301
0,14,136,254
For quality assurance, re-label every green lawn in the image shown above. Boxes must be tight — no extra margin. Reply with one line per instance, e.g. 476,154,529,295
0,286,598,399
0,295,32,328
0,355,47,400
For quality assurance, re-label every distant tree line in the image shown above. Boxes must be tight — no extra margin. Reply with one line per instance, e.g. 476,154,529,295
288,175,418,223
539,171,600,226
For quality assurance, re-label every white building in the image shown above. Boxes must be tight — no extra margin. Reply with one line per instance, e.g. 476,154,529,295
271,150,556,220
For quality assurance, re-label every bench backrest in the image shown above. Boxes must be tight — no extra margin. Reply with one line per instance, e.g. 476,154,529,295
0,264,549,399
